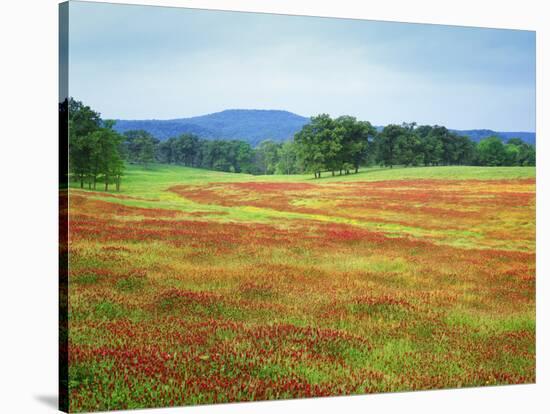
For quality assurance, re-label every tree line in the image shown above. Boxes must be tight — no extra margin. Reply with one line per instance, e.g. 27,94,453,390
69,99,124,191
68,99,536,189
374,122,535,170
294,115,535,177
123,114,535,178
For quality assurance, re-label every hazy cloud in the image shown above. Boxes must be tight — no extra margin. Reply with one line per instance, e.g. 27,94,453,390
68,1,535,131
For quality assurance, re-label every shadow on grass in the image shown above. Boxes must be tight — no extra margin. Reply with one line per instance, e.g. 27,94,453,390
304,166,392,181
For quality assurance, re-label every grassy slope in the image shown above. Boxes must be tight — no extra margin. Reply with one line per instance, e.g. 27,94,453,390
71,164,536,195
69,164,535,249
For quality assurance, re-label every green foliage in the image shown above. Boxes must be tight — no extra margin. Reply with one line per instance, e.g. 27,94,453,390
276,141,300,174
122,130,158,165
504,139,536,166
294,114,331,178
356,122,531,172
294,114,375,177
412,125,475,166
69,98,125,191
376,124,404,168
395,123,423,166
255,140,281,174
156,134,258,173
336,115,377,173
475,136,507,166
473,136,535,167
68,98,101,137
70,98,535,185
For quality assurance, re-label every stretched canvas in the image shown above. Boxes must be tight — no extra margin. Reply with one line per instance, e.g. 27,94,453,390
59,1,536,412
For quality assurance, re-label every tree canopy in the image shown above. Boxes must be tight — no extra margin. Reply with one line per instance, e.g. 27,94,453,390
294,115,376,177
69,98,125,191
68,99,535,183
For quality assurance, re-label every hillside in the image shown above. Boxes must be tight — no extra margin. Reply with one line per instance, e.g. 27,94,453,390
113,109,535,146
114,109,310,146
450,129,536,145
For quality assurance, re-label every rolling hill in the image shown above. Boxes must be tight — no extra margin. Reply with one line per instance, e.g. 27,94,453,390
114,109,310,146
113,109,535,146
450,129,536,145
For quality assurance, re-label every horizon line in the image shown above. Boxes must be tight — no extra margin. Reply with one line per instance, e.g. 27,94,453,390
109,108,536,133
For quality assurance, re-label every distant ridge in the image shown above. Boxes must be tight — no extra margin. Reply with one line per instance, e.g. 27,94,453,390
114,109,310,146
113,109,535,146
450,129,536,145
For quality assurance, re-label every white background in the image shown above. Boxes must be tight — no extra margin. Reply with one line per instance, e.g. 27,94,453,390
0,0,548,413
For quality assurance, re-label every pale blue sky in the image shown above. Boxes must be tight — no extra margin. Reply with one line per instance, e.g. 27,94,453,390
68,1,536,131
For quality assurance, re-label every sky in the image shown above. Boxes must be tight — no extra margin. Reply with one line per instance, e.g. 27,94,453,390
67,1,536,131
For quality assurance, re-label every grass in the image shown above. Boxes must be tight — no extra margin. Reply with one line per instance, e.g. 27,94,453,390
70,163,535,197
69,164,535,251
66,163,535,412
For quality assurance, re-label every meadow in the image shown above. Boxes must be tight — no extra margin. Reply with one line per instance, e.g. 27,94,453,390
66,164,535,412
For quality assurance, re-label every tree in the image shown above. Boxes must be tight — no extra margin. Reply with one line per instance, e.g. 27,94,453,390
87,121,125,191
69,98,537,182
476,136,506,166
376,124,405,168
234,141,255,173
156,137,175,164
322,122,343,176
521,145,536,166
416,125,443,166
255,140,281,175
69,133,93,188
455,135,475,165
68,99,125,191
68,98,102,188
395,123,423,166
276,141,299,174
504,143,520,166
122,130,157,166
68,98,101,138
335,116,376,174
507,138,536,166
175,134,200,166
294,114,334,178
294,114,380,177
428,126,455,165
132,131,156,164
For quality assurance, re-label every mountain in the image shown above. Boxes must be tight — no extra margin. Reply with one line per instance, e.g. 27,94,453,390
114,109,310,147
113,109,535,147
450,129,536,145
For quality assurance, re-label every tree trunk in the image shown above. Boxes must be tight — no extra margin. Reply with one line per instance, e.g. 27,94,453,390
80,176,84,189
332,171,335,176
355,167,359,174
93,176,96,190
105,175,109,191
116,176,120,192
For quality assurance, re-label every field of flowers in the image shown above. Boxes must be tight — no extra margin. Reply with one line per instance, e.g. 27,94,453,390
66,165,535,412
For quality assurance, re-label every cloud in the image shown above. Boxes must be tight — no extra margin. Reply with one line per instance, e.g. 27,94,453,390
68,1,535,131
